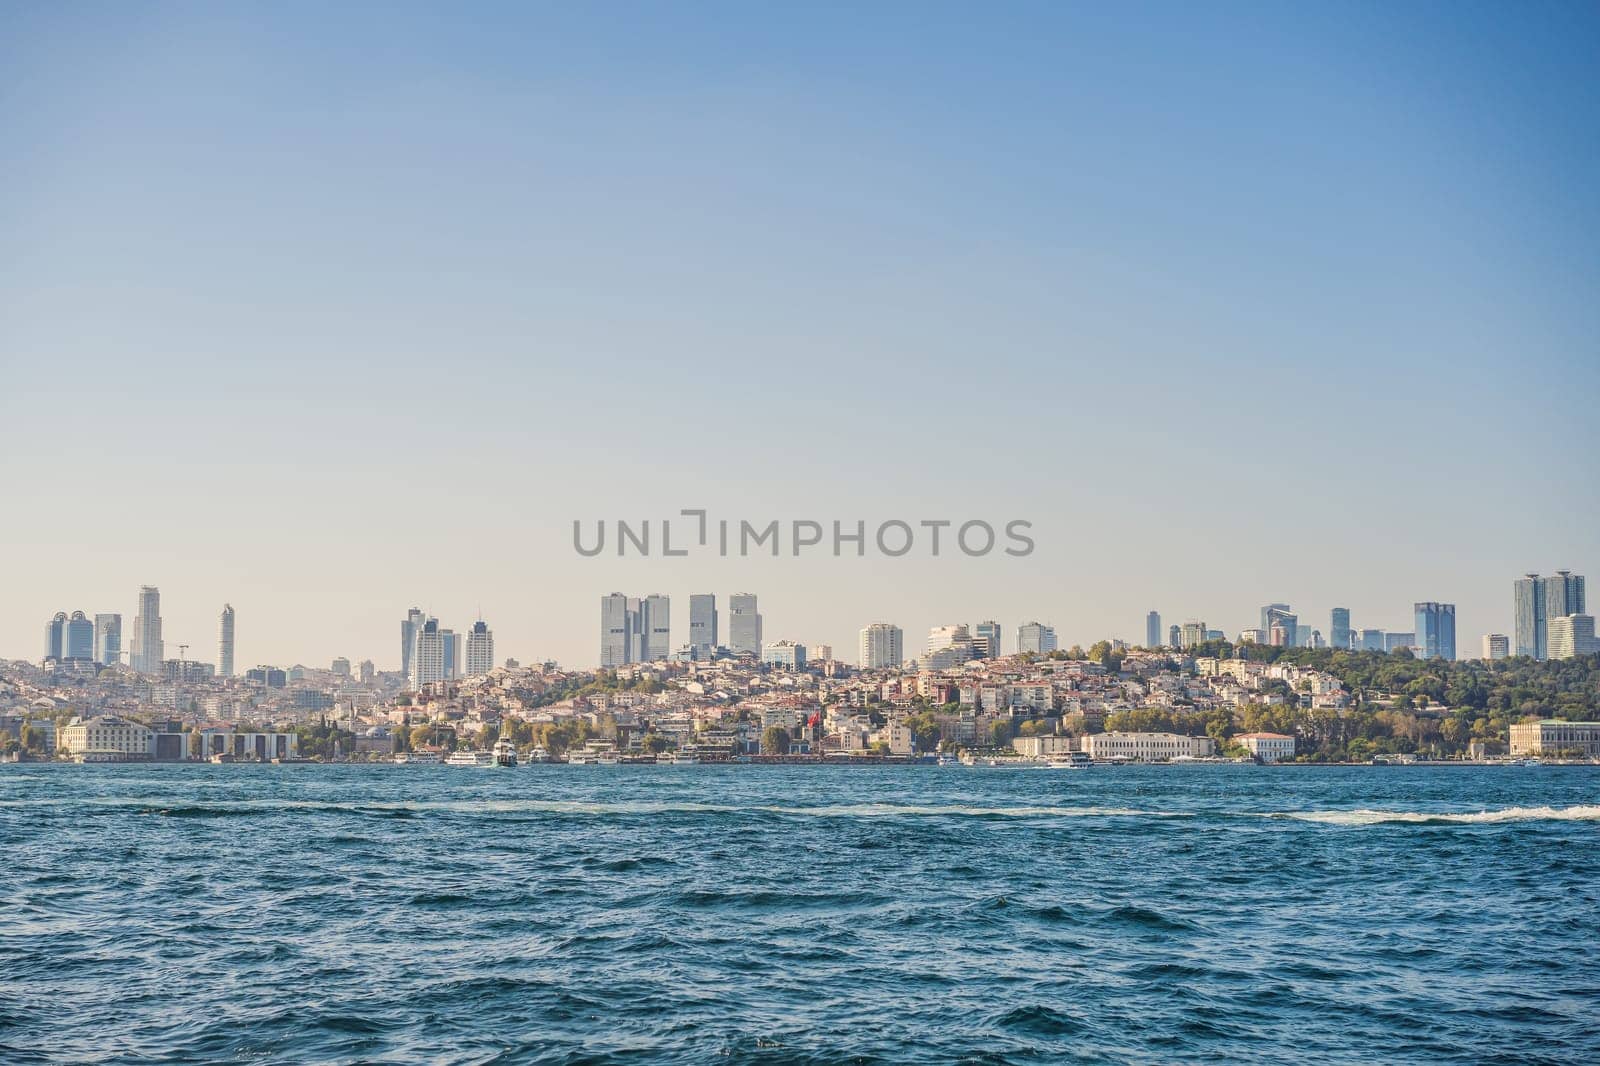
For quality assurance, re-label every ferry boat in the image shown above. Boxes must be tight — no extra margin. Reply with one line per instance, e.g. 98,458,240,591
493,737,518,768
659,750,700,765
396,750,442,765
1047,751,1094,769
445,750,495,768
568,741,618,765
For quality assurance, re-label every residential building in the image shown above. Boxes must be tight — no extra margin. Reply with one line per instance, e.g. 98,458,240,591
1547,615,1596,660
131,586,163,674
1017,621,1057,655
218,604,235,678
1510,719,1600,757
729,593,762,656
94,613,121,666
927,625,972,655
1330,608,1351,652
411,618,445,689
688,594,718,657
1237,732,1296,763
1544,570,1586,622
465,619,495,676
1179,621,1208,649
331,657,351,677
1413,602,1456,661
1146,611,1162,649
1482,634,1509,661
1238,628,1267,645
1513,574,1545,659
401,607,426,677
859,623,904,669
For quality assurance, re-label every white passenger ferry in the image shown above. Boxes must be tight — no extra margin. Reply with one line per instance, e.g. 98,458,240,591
445,750,494,768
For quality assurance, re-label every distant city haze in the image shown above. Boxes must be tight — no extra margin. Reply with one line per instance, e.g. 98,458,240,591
2,5,1597,669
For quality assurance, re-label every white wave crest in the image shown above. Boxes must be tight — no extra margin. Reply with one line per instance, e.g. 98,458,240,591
1276,805,1600,826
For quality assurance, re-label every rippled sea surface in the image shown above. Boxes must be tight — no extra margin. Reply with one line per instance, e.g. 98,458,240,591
3,764,1599,1064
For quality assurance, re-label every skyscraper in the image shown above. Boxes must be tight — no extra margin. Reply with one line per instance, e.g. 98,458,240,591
975,620,1002,659
1359,629,1385,651
1413,602,1456,661
1330,608,1351,652
218,604,235,678
1179,621,1208,649
859,623,904,669
1513,574,1544,658
401,607,426,676
44,611,66,661
601,593,632,667
729,593,762,656
1146,611,1162,649
1544,570,1586,620
1168,624,1180,648
1482,634,1509,660
439,628,460,680
1018,621,1057,655
94,613,121,666
1261,605,1297,647
410,618,444,689
465,619,495,676
688,594,718,657
643,594,671,660
131,586,163,674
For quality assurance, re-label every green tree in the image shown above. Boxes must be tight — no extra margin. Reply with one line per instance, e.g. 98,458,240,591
761,726,792,754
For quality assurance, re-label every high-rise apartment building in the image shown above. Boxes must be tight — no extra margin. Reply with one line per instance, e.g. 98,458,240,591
1547,615,1597,660
975,620,1002,659
465,619,495,676
1179,621,1209,649
1544,570,1586,621
1146,611,1162,649
131,586,163,674
1513,571,1585,660
94,613,121,666
1413,602,1456,661
401,607,426,677
729,593,762,657
1330,608,1351,652
688,594,718,657
1482,634,1509,660
218,604,235,678
859,623,904,669
1018,621,1057,655
439,628,461,680
410,618,444,689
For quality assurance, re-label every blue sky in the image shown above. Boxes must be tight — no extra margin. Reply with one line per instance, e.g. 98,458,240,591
2,2,1597,668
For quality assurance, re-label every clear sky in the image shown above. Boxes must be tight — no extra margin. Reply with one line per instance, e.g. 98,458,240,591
2,1,1597,670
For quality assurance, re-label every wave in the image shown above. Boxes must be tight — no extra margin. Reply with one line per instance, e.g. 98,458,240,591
1273,805,1600,826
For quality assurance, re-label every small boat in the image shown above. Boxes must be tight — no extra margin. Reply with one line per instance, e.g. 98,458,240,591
1047,751,1094,769
208,753,234,764
493,737,518,768
523,746,552,765
445,750,494,767
596,750,621,766
660,751,700,765
936,754,958,767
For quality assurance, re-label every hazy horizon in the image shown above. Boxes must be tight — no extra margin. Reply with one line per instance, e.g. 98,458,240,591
3,2,1597,670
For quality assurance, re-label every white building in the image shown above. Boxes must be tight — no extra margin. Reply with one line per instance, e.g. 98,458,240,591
859,623,904,669
58,715,154,760
1481,634,1509,661
1236,732,1296,763
410,618,445,689
1079,731,1215,762
1547,615,1596,660
465,620,495,677
1510,719,1600,757
761,640,807,669
218,603,235,678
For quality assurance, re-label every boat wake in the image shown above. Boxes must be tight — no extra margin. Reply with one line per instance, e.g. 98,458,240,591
1274,805,1600,826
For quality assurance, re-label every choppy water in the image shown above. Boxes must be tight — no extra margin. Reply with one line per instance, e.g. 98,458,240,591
3,764,1598,1064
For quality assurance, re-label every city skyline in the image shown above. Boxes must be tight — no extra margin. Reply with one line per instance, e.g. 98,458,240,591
12,570,1595,672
